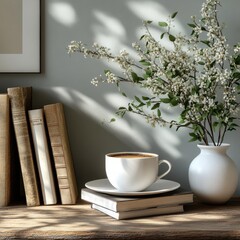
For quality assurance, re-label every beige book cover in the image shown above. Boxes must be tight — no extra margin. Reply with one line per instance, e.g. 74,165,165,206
92,203,184,220
29,109,57,205
44,103,78,204
7,87,40,207
0,94,11,207
82,188,193,212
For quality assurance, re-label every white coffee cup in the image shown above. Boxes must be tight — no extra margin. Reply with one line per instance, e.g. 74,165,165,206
105,152,172,192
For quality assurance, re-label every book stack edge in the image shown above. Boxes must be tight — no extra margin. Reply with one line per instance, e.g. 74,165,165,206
81,187,193,220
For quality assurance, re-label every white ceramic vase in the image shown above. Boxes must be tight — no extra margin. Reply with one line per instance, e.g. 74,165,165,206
188,143,238,204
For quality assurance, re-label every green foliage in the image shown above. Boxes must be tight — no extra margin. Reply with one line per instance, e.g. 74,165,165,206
67,0,240,146
158,22,168,27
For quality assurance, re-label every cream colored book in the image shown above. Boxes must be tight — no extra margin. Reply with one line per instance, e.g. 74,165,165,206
7,87,40,207
44,103,78,204
29,109,57,205
81,188,193,212
0,94,10,207
92,203,184,220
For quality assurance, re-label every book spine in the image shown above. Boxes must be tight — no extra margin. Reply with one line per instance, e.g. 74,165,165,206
29,109,57,205
0,94,11,207
7,87,40,207
44,103,78,204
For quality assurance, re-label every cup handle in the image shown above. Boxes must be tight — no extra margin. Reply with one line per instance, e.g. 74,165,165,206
157,160,172,180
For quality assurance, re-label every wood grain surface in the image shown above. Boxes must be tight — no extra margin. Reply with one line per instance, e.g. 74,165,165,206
0,198,240,239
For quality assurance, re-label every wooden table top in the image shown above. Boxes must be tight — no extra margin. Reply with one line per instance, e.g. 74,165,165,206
0,198,240,240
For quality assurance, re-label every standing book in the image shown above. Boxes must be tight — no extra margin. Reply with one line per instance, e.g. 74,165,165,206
29,109,57,205
0,94,10,207
44,103,78,204
81,188,193,212
7,87,40,207
92,203,184,220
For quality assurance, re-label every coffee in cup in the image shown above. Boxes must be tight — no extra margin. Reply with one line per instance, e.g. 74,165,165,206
105,152,172,192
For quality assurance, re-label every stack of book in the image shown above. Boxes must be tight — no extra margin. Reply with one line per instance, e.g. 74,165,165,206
81,187,194,220
0,86,78,208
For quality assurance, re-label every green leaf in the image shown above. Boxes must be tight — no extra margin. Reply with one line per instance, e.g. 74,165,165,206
198,61,205,65
137,102,145,108
171,12,178,19
158,21,168,27
131,72,143,83
139,59,151,66
189,137,198,142
190,30,195,36
122,92,127,97
228,123,239,131
160,32,166,39
187,23,196,28
146,101,151,107
128,105,133,111
142,96,150,100
233,71,240,79
178,117,185,124
201,40,211,47
169,34,176,42
234,55,240,65
151,103,160,110
161,98,171,104
135,96,142,103
116,107,127,117
170,98,179,106
118,107,127,110
157,109,161,117
145,20,152,24
210,60,216,68
189,132,199,142
145,69,153,77
110,118,116,123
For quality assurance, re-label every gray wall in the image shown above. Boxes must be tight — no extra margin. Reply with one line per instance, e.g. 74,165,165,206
1,0,240,194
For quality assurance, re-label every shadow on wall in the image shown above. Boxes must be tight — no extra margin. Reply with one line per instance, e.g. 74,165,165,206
43,0,240,193
33,87,136,189
45,0,203,190
33,86,197,192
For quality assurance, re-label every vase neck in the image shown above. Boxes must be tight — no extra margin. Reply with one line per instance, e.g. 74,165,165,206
197,143,230,154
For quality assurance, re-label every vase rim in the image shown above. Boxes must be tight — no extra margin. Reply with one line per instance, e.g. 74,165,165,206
197,143,230,148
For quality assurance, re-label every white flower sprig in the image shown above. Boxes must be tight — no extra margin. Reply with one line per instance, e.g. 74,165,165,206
67,0,240,146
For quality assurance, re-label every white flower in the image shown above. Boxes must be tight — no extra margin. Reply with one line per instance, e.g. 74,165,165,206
67,0,240,146
105,71,118,84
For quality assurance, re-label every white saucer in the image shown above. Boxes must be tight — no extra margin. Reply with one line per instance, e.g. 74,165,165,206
85,178,180,196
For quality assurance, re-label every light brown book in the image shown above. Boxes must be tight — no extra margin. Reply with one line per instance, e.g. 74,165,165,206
0,94,11,207
43,103,78,204
7,87,40,207
29,109,57,205
92,203,184,220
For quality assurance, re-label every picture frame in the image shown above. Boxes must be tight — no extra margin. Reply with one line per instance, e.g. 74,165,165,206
0,0,40,73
